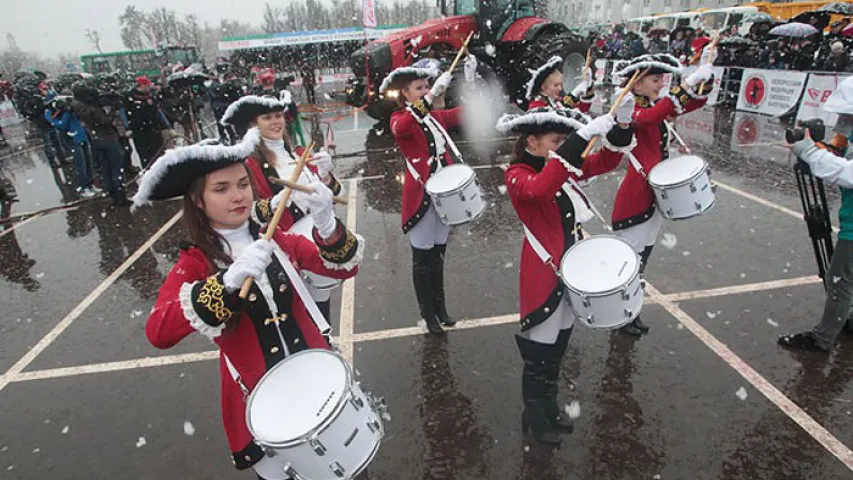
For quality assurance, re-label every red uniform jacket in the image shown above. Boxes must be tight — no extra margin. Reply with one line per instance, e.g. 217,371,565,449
245,147,342,231
528,94,592,114
390,106,461,233
611,90,707,230
145,221,362,470
506,145,623,330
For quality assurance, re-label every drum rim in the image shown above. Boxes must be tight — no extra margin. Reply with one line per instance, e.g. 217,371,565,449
246,349,354,448
425,164,477,197
648,159,709,189
286,431,383,480
559,235,641,297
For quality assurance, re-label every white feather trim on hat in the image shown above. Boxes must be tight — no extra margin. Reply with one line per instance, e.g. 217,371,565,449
495,109,588,135
220,95,286,127
378,66,440,94
614,54,682,78
525,55,563,100
279,89,293,105
131,127,262,210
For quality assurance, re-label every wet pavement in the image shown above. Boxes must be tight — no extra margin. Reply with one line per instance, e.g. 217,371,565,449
1,105,853,480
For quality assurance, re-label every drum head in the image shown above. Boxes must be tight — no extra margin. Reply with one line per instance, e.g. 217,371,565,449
648,155,706,187
425,164,475,195
560,236,639,294
247,350,348,445
287,216,313,239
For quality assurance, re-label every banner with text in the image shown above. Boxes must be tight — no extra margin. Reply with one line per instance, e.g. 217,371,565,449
0,101,21,127
796,73,851,127
736,69,808,116
362,0,377,28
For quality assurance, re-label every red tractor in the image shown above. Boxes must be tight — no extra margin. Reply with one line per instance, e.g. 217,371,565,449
346,0,588,119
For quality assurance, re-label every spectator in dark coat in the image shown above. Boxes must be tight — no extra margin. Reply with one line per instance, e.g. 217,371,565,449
823,42,850,72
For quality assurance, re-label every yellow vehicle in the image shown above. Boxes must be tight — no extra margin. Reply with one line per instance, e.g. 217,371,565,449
748,1,839,21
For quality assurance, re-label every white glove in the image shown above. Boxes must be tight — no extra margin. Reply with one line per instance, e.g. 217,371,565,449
222,239,275,292
125,130,133,138
685,64,714,88
577,114,616,141
311,150,334,179
270,187,288,212
463,54,478,82
570,81,590,99
291,182,336,239
615,94,635,125
430,72,452,98
700,45,718,66
581,66,592,85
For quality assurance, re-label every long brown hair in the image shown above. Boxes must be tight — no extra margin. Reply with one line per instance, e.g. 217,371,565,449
182,163,255,273
514,134,532,159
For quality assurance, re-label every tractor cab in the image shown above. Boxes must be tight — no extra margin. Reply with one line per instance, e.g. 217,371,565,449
448,0,537,41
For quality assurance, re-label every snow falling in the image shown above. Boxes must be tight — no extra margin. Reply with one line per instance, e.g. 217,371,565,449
736,387,748,401
661,233,677,249
565,401,581,419
135,437,147,448
183,421,195,436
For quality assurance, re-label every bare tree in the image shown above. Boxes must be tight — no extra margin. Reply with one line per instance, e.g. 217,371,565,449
119,6,149,50
263,3,287,34
85,29,103,53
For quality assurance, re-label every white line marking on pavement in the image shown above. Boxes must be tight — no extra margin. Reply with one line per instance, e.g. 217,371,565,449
646,283,853,471
714,181,839,232
338,180,359,364
352,314,517,343
14,351,218,382
661,275,822,302
0,210,183,394
0,213,44,239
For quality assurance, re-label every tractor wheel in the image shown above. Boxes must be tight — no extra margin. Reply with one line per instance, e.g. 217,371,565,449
513,31,588,108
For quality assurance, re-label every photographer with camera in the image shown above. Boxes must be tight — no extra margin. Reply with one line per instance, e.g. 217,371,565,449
121,76,172,168
44,90,97,198
71,82,130,207
780,106,853,353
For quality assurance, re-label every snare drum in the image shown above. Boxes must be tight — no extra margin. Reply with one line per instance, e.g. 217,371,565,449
425,163,486,226
247,350,384,480
559,236,644,329
288,217,342,291
648,155,716,220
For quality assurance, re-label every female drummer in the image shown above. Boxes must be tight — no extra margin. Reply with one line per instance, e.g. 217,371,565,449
221,95,343,322
384,58,474,334
609,54,713,336
526,55,594,114
499,102,635,445
136,130,364,479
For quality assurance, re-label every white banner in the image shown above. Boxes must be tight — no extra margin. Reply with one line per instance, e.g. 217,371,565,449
674,107,715,146
0,101,21,127
736,69,808,116
730,111,788,158
218,27,405,51
796,73,851,127
362,0,377,28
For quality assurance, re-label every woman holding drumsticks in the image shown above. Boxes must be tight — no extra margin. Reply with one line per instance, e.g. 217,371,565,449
608,54,713,336
221,95,344,322
385,52,477,335
499,103,635,445
526,55,595,114
136,131,363,479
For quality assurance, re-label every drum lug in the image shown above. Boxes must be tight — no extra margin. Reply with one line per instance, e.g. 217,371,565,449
310,438,327,456
689,183,697,193
458,191,466,201
694,201,702,211
621,289,630,301
367,418,382,434
283,464,296,477
660,190,667,200
330,461,346,478
666,207,673,218
434,197,442,207
586,314,594,325
582,295,590,308
624,308,633,318
711,183,718,193
350,394,365,410
465,209,472,218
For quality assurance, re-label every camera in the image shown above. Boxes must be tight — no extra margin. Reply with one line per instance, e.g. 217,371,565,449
786,118,826,144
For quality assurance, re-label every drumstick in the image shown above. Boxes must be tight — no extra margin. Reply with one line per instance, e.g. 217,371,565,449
585,48,592,70
267,176,349,205
447,32,475,74
698,35,719,92
581,68,645,159
664,121,691,154
239,141,315,299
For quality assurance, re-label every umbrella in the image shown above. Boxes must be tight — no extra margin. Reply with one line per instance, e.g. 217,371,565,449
718,35,757,47
647,27,669,37
819,2,853,16
791,11,831,30
743,12,774,24
769,22,820,37
166,70,209,89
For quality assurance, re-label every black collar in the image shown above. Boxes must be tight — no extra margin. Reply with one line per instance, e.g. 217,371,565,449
512,150,546,172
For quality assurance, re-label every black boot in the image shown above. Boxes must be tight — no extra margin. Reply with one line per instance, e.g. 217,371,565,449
432,244,456,326
413,247,444,334
516,335,562,446
543,328,574,434
632,316,650,333
619,317,645,336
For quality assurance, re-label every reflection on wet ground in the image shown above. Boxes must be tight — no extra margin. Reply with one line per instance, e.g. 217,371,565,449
1,108,852,479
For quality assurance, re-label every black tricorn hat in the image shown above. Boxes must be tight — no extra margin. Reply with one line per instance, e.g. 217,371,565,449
496,107,590,135
220,95,286,131
525,55,564,100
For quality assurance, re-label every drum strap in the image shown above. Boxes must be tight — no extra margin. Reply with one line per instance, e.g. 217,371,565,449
222,353,250,401
522,225,558,273
664,120,691,153
565,177,612,232
626,151,647,179
273,249,332,336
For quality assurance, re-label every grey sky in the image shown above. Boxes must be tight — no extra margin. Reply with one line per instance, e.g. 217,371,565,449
1,1,265,58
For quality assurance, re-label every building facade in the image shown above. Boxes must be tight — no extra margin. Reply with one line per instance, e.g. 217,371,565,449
549,0,746,26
